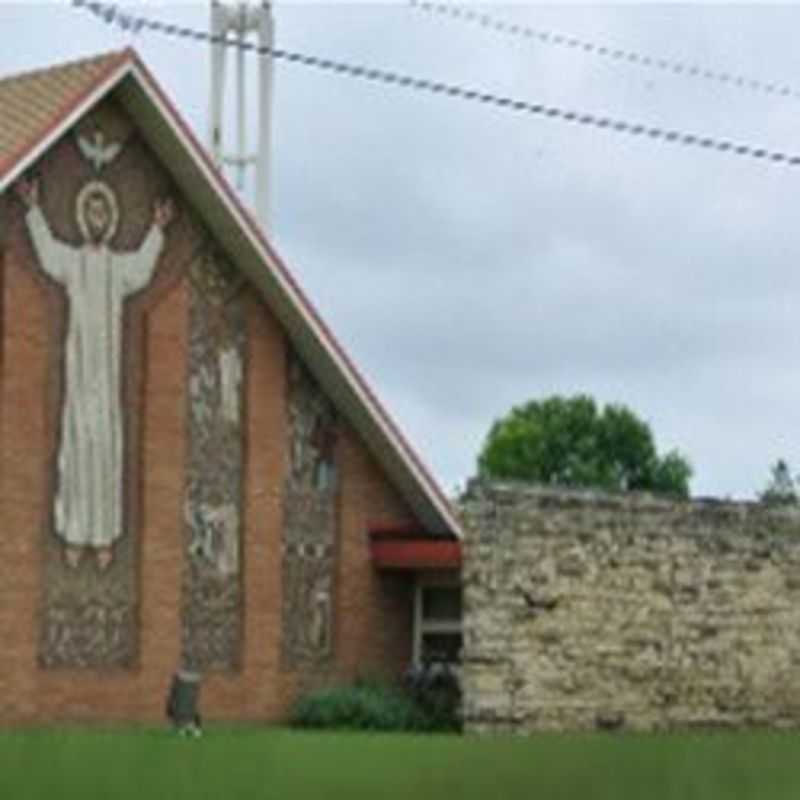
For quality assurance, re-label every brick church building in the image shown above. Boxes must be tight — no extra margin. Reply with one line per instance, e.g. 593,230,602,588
0,50,462,723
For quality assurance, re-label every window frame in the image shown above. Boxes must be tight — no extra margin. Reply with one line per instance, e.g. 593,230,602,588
413,572,462,666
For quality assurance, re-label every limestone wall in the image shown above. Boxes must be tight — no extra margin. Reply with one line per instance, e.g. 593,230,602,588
460,482,800,733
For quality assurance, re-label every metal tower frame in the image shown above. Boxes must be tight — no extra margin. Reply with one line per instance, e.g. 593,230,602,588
209,0,274,231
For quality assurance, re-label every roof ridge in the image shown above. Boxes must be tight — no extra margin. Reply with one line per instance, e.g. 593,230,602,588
0,48,131,90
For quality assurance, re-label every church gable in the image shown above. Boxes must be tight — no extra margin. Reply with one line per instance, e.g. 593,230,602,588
4,83,420,657
0,49,456,722
1,49,459,542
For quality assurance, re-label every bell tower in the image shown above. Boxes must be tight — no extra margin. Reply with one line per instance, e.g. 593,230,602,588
209,0,274,231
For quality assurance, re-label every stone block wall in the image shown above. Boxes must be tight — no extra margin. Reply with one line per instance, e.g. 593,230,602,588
460,482,800,733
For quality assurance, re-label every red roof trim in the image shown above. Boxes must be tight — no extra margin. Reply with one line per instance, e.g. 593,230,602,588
0,49,131,185
370,539,462,570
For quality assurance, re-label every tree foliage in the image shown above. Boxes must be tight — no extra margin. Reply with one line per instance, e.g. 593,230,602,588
477,394,692,497
759,459,798,506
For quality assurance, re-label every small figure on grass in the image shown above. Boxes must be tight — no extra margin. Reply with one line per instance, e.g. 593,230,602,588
166,669,203,738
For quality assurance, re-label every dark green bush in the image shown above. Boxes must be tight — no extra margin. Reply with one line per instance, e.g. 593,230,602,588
289,680,429,732
403,664,462,732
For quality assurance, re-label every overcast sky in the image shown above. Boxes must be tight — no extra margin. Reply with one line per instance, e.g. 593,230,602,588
4,1,800,500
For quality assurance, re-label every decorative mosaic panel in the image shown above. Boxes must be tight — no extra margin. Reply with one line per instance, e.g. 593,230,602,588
282,356,339,666
40,537,137,668
180,247,246,672
32,117,172,668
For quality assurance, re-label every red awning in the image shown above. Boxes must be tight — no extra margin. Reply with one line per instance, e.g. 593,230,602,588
370,538,462,570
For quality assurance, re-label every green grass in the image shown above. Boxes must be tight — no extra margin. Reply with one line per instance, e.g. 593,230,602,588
1,727,799,800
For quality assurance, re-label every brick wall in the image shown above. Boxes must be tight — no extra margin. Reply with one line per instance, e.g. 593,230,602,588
0,98,420,723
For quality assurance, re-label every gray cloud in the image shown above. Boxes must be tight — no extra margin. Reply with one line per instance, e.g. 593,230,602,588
5,2,800,500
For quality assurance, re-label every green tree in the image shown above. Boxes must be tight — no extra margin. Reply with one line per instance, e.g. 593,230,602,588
759,459,798,506
477,394,692,497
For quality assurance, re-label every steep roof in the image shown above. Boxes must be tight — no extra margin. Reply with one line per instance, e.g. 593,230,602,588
0,49,461,539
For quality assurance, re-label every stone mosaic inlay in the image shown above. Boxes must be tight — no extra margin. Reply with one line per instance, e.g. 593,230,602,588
180,248,246,672
282,355,339,666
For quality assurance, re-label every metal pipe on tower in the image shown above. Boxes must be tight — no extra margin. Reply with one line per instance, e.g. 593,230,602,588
256,5,274,231
208,0,274,231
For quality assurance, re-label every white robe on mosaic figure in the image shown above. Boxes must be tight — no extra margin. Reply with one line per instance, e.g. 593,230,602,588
25,202,164,549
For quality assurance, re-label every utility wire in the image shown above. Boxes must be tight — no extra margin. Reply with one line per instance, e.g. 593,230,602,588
73,0,800,169
411,0,800,102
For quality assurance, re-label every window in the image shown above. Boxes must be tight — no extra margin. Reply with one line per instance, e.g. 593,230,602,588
413,578,462,666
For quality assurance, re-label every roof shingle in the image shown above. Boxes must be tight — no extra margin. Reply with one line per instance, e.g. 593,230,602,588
0,50,130,184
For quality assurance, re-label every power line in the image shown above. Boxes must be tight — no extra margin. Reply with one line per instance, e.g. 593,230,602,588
411,0,800,102
72,0,800,170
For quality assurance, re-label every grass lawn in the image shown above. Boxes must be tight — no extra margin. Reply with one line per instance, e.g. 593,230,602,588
1,727,799,800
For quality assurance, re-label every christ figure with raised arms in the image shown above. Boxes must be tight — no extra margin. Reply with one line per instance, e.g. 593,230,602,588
15,176,174,570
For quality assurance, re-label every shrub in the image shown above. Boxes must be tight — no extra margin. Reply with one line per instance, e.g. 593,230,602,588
289,671,461,733
289,680,429,732
403,663,462,732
